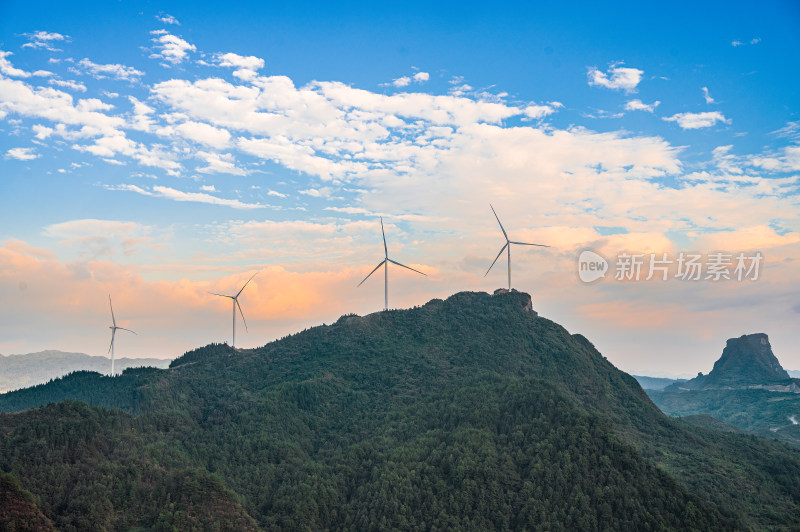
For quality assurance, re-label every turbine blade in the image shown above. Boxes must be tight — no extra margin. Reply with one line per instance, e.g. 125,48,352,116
387,258,427,276
236,272,258,298
510,241,551,247
108,329,115,354
380,217,388,258
358,260,387,287
117,327,137,335
484,243,508,276
108,295,116,326
209,291,233,298
490,204,508,241
236,299,248,332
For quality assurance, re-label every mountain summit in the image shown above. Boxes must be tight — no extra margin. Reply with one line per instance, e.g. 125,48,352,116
669,333,790,390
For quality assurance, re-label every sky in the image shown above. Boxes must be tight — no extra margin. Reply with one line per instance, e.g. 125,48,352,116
1,0,798,376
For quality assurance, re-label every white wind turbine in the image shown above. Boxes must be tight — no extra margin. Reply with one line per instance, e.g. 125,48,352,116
108,295,136,376
358,217,426,311
210,273,256,348
485,204,550,290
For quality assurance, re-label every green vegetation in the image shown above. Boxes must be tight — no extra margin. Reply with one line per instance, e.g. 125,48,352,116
2,291,800,530
649,388,800,446
0,471,54,531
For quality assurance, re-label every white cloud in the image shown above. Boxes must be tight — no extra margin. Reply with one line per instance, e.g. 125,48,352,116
76,98,113,112
732,37,761,47
711,145,742,174
390,71,430,88
22,31,69,52
268,190,287,198
156,14,180,25
299,187,333,198
701,87,715,104
587,64,643,92
43,219,154,258
6,147,39,160
0,51,51,78
200,184,216,192
624,99,660,112
195,151,247,175
663,111,731,129
524,101,563,119
48,79,87,92
749,146,800,172
149,32,196,65
108,184,264,209
76,58,144,81
155,119,232,148
215,52,265,81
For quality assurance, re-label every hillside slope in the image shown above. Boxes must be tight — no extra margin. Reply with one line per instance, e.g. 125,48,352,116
2,291,799,529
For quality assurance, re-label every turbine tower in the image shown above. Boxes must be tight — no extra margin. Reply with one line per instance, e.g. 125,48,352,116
485,204,550,290
358,217,426,311
210,273,256,348
108,295,136,376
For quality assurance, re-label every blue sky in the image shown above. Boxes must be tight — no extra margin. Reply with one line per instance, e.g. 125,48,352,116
1,1,799,375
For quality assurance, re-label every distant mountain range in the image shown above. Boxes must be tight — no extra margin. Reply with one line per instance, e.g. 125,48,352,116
647,333,800,446
0,350,171,393
2,291,799,530
632,375,686,391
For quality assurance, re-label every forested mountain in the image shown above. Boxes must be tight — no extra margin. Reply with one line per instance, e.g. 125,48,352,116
0,350,171,393
651,333,800,447
2,291,800,530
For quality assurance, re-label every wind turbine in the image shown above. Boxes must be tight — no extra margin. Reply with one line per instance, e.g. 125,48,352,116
358,217,426,311
485,204,550,290
108,295,136,376
210,273,256,348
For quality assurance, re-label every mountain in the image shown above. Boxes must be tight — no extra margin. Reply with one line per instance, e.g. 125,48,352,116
0,350,171,393
632,375,685,390
666,333,792,391
649,333,800,447
2,291,800,530
790,370,800,378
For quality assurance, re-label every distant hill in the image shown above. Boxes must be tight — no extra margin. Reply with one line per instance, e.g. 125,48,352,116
790,369,800,378
2,291,800,529
650,333,800,447
632,375,685,390
666,333,792,391
0,350,171,393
